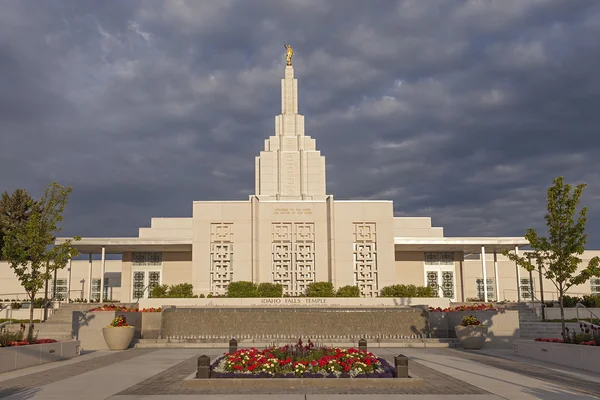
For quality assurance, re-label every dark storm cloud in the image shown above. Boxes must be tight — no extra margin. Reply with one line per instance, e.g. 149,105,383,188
1,0,599,246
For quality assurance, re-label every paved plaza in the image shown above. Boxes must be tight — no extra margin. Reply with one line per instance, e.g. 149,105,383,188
0,347,598,399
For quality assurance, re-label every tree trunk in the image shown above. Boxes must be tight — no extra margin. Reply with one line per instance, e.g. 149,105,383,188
43,263,49,321
559,284,566,340
27,293,35,342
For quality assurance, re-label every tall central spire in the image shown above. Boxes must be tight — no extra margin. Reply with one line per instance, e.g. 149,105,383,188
254,62,327,200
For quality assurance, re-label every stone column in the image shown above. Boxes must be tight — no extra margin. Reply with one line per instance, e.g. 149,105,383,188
67,258,72,302
493,249,500,301
100,246,106,303
88,253,93,301
515,246,521,302
481,246,488,302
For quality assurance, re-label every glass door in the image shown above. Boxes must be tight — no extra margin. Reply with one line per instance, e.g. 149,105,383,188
424,265,456,301
131,270,161,301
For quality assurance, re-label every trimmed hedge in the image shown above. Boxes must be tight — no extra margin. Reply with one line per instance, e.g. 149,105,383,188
380,284,435,298
336,285,360,297
306,282,336,297
226,281,258,298
257,282,283,297
151,283,196,298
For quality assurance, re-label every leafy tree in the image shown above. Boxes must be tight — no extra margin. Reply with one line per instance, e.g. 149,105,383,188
257,282,283,297
2,182,80,341
0,189,38,259
503,177,600,338
226,281,258,298
335,285,360,297
305,282,335,297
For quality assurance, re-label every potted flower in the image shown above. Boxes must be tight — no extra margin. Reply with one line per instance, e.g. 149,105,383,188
102,316,135,350
455,315,487,350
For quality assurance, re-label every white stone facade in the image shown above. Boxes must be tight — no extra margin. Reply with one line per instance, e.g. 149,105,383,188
2,64,598,305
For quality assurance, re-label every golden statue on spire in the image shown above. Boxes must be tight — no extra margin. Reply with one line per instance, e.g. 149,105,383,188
283,41,294,66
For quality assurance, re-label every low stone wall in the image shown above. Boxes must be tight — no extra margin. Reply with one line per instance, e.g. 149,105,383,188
428,310,519,348
72,311,161,350
137,297,451,309
544,307,600,321
160,307,428,340
513,339,600,374
0,340,80,373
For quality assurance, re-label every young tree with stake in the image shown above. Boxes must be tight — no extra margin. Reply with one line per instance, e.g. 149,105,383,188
503,176,600,339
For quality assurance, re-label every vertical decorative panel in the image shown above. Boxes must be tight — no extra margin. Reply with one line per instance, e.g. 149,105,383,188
132,271,145,300
353,223,378,297
427,271,439,297
272,222,315,296
210,223,233,295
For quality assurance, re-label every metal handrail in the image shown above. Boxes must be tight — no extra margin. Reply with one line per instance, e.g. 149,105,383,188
134,284,152,305
575,303,600,328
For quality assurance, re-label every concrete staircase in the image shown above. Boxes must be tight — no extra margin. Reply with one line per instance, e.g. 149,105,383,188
34,303,127,341
504,302,583,339
33,303,89,340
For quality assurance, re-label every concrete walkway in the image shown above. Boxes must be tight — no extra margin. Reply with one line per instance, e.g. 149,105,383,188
0,347,597,399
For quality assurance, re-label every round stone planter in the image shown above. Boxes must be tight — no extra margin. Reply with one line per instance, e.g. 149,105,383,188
455,325,487,350
102,327,135,350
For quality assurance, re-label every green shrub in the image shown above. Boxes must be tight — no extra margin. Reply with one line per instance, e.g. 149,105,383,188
336,285,360,297
151,283,195,298
257,283,283,297
199,294,205,298
380,284,434,298
581,294,600,308
226,281,258,298
306,282,335,297
562,295,582,307
168,283,194,298
0,331,24,347
151,284,169,298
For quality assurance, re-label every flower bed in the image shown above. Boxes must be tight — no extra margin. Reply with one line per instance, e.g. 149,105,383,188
211,340,394,378
428,304,496,313
0,338,57,348
88,304,161,313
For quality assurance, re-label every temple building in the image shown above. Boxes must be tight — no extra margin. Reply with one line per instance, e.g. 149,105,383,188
3,57,599,305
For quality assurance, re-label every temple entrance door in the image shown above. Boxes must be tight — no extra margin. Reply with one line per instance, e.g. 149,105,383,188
424,265,456,301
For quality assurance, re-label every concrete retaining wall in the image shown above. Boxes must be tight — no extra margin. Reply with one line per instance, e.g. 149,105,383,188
428,310,519,348
0,340,80,373
544,307,600,321
137,297,451,309
160,307,429,339
513,339,600,374
72,311,161,350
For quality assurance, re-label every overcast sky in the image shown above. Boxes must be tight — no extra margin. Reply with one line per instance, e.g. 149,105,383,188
1,0,599,248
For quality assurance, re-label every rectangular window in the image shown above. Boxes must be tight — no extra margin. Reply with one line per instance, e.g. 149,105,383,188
476,278,495,301
91,279,101,302
591,278,600,294
51,279,68,301
520,278,534,299
132,252,162,266
424,252,454,265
